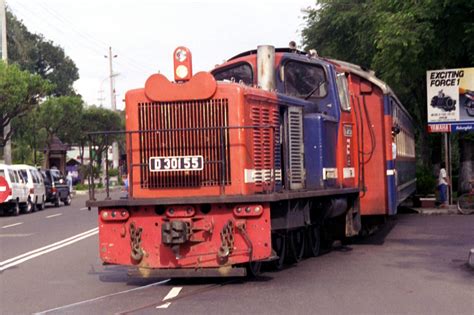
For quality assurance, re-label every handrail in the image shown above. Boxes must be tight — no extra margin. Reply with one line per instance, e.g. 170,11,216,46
86,125,277,202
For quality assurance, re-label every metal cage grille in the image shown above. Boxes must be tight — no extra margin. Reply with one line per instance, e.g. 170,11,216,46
138,99,231,188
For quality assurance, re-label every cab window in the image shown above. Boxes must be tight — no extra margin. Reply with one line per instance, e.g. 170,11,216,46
336,73,351,111
212,63,253,85
284,61,327,100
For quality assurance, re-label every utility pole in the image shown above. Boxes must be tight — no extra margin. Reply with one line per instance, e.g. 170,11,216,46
0,0,6,61
106,46,117,111
1,0,11,164
105,47,119,169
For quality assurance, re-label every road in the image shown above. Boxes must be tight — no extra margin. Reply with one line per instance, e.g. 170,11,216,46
1,197,473,314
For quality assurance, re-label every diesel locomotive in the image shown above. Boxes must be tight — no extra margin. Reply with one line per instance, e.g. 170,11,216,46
86,45,416,277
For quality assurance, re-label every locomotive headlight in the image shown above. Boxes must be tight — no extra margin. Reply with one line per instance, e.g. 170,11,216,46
175,49,187,62
175,65,189,79
173,46,192,82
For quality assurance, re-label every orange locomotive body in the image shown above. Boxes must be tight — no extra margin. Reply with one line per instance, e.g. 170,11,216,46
87,46,415,277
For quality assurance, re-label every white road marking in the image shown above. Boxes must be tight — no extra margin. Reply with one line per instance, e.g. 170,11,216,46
1,222,23,229
45,213,62,218
35,279,171,314
0,227,98,271
79,207,89,211
156,287,183,309
0,233,33,237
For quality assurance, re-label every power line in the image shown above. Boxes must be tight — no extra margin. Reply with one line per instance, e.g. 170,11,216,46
9,1,151,74
37,1,151,73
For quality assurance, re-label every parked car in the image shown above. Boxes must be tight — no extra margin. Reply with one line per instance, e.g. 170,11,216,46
12,164,46,211
40,169,71,207
0,164,30,215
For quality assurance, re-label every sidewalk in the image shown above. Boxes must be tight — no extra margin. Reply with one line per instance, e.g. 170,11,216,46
411,204,458,215
72,186,123,196
410,196,459,215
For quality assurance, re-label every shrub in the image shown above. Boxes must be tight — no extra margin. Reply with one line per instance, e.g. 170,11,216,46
75,183,88,191
108,168,119,177
416,166,437,196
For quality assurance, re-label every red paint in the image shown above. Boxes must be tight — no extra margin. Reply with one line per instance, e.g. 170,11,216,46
98,203,271,268
145,71,217,102
126,83,279,199
0,176,11,203
348,75,389,215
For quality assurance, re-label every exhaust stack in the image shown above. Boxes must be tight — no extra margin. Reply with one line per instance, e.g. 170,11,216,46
257,45,276,91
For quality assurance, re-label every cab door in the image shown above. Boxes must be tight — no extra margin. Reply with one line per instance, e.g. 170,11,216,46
335,73,357,188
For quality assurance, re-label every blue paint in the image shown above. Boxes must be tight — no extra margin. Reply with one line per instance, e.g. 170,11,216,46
383,95,391,116
386,160,397,215
304,114,324,189
304,114,339,189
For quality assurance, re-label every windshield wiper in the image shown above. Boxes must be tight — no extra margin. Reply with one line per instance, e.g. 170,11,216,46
304,80,326,100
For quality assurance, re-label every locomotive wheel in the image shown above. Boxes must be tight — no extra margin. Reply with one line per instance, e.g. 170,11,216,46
247,261,262,277
272,233,286,270
288,229,305,263
307,225,321,257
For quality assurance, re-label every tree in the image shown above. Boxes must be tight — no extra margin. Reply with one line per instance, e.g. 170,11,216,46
6,10,79,96
0,61,51,147
302,0,474,192
80,106,124,165
35,96,84,163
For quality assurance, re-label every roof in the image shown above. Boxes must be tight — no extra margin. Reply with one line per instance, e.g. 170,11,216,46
46,136,69,152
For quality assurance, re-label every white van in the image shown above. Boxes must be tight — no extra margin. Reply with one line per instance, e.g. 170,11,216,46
0,164,30,215
12,164,46,211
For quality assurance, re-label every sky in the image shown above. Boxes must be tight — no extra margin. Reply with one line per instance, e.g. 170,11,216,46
6,0,316,110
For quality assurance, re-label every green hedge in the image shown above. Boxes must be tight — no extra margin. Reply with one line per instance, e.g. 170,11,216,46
416,166,437,196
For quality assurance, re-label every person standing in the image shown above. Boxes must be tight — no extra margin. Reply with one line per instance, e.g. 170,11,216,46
66,171,73,192
438,162,449,207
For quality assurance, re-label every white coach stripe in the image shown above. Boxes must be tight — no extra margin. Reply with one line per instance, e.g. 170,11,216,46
0,227,98,267
156,287,183,309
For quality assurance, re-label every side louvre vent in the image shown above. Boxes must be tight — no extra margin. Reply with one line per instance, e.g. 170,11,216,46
251,105,281,191
288,107,305,190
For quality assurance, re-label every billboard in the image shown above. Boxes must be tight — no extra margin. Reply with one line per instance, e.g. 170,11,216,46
427,67,474,133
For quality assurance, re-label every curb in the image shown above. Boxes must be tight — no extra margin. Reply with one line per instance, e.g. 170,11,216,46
73,186,123,196
411,206,458,215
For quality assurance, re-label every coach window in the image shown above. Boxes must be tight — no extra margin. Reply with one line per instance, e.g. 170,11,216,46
212,62,253,85
284,61,327,101
336,73,351,111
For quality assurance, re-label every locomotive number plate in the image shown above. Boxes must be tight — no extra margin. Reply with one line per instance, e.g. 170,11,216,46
149,155,204,172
